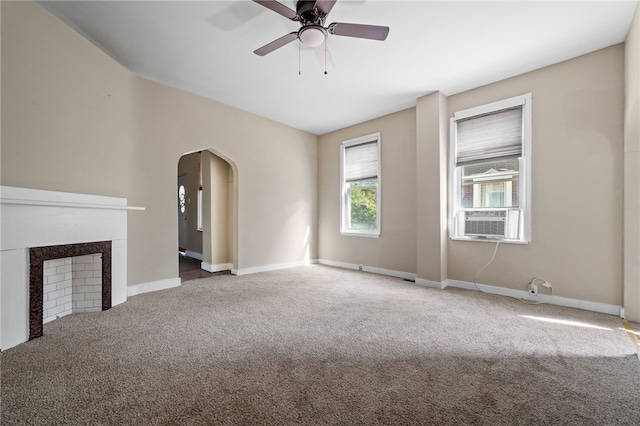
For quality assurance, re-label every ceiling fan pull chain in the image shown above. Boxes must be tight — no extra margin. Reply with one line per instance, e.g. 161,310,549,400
324,37,328,75
299,40,302,76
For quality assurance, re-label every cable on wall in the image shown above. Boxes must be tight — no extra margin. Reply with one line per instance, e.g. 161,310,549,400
473,240,501,292
472,240,553,305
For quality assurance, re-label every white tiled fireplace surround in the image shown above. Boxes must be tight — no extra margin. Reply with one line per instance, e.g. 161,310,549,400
0,186,133,350
43,254,103,324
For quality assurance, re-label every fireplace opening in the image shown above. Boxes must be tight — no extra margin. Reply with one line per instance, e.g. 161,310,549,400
30,241,112,340
42,254,103,324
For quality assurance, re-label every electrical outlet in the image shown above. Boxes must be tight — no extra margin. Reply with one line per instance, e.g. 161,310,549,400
528,283,538,296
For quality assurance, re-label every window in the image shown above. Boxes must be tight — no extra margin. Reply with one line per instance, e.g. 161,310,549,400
450,94,531,243
341,133,381,237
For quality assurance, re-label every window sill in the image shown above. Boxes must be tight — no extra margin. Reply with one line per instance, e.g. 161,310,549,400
341,231,380,238
450,236,529,245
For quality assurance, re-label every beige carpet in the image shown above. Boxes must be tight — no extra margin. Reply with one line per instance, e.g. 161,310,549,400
1,265,639,425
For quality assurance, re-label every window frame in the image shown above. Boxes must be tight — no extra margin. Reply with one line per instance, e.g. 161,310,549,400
449,93,532,243
340,132,381,238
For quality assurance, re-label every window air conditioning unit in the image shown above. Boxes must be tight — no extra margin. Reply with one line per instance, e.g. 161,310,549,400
463,210,520,239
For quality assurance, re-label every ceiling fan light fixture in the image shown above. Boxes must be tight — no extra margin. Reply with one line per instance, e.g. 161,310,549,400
299,26,326,47
252,0,390,59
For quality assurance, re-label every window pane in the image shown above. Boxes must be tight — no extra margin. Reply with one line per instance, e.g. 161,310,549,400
348,182,377,231
461,158,519,208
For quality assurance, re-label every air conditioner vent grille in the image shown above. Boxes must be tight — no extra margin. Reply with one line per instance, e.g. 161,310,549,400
464,210,507,238
465,219,505,236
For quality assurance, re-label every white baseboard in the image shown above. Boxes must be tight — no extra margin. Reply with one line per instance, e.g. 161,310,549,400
318,259,416,281
315,261,621,317
415,278,447,289
445,279,622,317
201,262,232,273
127,277,181,297
232,259,318,276
317,259,357,271
184,250,203,261
125,265,621,317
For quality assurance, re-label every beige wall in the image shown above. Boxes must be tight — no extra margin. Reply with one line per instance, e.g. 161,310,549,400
624,1,640,321
319,45,625,308
1,2,318,286
177,152,203,254
318,108,417,273
201,150,231,267
1,2,135,197
416,92,448,283
447,45,624,305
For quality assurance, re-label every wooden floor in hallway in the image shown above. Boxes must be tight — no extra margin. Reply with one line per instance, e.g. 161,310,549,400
179,253,231,282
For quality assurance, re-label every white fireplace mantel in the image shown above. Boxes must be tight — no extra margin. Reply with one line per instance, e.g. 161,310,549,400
0,186,139,350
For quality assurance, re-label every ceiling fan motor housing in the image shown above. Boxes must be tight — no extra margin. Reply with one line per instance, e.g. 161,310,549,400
296,1,327,25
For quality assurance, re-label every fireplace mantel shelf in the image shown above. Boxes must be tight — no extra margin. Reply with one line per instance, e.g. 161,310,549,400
0,198,145,211
1,186,130,350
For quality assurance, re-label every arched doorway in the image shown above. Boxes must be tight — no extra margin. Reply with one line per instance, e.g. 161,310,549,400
177,149,238,281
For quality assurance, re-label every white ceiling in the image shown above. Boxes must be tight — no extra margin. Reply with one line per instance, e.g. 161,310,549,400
41,0,638,135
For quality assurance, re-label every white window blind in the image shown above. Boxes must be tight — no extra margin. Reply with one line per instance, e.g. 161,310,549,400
456,107,523,166
344,141,378,182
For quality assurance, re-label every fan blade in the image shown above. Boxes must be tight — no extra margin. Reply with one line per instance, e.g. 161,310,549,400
315,0,337,16
314,43,335,72
252,0,297,20
329,23,389,41
254,32,299,56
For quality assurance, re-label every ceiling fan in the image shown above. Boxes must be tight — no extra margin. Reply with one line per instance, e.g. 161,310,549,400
252,0,389,57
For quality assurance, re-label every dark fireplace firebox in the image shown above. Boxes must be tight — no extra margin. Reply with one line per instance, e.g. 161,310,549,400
29,241,112,340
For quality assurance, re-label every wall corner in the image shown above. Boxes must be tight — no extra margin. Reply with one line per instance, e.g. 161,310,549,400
416,91,449,283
